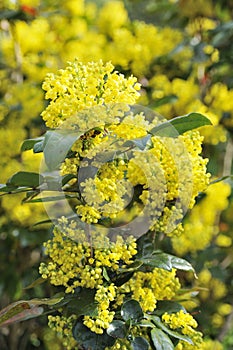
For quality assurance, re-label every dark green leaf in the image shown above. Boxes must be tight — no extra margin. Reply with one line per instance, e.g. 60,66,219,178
149,315,193,344
32,218,53,226
43,130,81,170
210,175,233,185
132,336,149,350
66,289,98,317
72,321,115,349
6,171,44,188
62,174,77,186
21,137,44,152
107,320,127,338
136,231,156,258
113,271,134,287
121,300,144,323
151,328,174,350
149,95,178,108
140,252,195,274
154,301,186,316
118,260,143,273
0,184,18,192
149,113,212,137
141,253,172,271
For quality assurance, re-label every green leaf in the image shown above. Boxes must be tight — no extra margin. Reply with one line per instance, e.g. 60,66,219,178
169,255,196,276
66,288,98,317
0,184,18,192
151,328,174,350
21,137,44,152
43,130,81,170
132,336,150,350
103,267,111,282
121,300,144,323
118,260,143,273
149,315,193,345
62,174,77,186
149,113,212,137
149,95,178,108
107,320,127,338
140,252,195,275
209,175,233,185
23,277,46,290
0,296,62,327
6,171,44,188
136,231,156,258
25,194,77,203
0,301,43,327
72,321,115,349
141,253,173,271
153,301,186,316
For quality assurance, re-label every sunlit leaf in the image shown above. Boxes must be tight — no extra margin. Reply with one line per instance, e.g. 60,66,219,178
43,130,81,170
151,328,174,350
150,113,212,137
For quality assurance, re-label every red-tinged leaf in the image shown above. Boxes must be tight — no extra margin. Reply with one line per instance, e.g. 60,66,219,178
0,301,43,327
0,295,63,327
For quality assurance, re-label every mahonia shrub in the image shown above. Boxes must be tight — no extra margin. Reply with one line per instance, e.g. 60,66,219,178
0,59,214,350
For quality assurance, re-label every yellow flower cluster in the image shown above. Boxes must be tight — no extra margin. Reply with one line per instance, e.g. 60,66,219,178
39,223,137,293
172,181,231,255
47,315,78,350
120,268,180,312
162,310,203,350
83,284,116,334
41,59,140,128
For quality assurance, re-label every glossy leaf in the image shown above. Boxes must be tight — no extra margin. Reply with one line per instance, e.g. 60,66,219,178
107,320,127,338
149,113,212,137
169,255,196,276
131,336,150,350
21,137,44,152
151,328,174,350
121,300,144,322
141,253,173,271
140,252,195,274
6,171,44,188
150,315,193,344
154,301,186,316
66,288,98,317
72,321,115,349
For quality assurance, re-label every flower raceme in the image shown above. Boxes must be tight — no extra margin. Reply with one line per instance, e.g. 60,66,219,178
36,59,212,349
